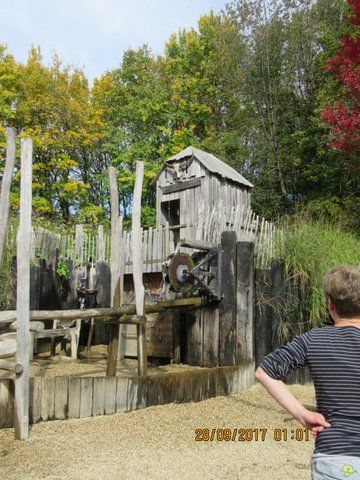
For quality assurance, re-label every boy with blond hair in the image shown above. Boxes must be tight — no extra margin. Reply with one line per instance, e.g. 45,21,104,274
256,265,360,479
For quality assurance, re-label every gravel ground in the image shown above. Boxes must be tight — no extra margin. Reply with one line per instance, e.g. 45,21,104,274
0,383,315,480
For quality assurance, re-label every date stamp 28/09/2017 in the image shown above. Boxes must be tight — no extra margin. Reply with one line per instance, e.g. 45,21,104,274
194,428,310,442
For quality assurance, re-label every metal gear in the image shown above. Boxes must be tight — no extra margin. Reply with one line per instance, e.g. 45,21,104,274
167,253,195,293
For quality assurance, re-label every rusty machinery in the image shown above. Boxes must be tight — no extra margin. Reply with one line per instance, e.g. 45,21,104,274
162,239,222,302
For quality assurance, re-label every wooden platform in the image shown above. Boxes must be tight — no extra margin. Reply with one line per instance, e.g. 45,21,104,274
0,362,255,428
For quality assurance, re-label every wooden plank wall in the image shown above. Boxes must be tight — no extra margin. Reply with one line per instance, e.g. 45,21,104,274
184,236,255,369
0,363,255,429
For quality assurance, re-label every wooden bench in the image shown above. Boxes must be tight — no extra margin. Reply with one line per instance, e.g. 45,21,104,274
1,320,82,361
31,319,81,360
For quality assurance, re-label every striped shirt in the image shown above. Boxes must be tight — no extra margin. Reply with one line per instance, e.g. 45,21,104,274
259,325,360,456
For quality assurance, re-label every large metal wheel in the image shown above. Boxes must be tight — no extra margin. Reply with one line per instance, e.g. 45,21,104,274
168,253,195,293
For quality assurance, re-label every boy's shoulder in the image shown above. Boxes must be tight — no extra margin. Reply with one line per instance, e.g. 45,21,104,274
304,325,334,335
296,325,334,342
309,325,333,334
299,325,335,344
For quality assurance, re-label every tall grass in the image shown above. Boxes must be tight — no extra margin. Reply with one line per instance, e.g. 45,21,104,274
274,219,360,343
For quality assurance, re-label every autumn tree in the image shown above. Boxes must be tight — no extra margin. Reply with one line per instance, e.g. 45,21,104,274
322,0,360,156
1,47,107,225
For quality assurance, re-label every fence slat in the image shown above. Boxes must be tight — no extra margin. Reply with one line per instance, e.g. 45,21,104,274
55,377,68,420
79,377,93,418
68,377,81,418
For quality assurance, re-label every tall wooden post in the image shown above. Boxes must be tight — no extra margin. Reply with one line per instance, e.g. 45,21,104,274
117,220,126,360
219,231,237,366
14,138,32,440
132,161,147,376
106,167,122,376
235,241,254,364
0,127,16,265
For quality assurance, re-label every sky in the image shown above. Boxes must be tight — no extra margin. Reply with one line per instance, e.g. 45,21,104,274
0,0,228,82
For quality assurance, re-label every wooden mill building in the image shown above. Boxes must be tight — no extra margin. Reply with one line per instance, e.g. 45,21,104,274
123,147,254,360
153,146,253,245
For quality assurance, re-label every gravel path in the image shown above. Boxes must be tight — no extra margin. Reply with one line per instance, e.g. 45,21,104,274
0,383,315,480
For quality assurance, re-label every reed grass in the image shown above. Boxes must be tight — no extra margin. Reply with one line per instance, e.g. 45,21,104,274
274,218,360,344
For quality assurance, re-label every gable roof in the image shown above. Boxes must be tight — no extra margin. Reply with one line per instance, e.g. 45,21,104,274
153,146,253,188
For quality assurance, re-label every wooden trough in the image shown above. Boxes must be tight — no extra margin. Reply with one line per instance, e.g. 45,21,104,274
0,362,255,429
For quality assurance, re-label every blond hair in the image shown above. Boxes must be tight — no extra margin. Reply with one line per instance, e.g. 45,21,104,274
323,265,360,318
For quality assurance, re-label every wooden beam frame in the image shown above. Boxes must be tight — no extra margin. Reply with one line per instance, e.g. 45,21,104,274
178,238,218,252
0,297,205,324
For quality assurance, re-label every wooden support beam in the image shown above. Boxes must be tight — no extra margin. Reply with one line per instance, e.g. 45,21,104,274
15,137,32,440
0,297,205,324
107,167,122,376
157,297,203,308
178,238,217,252
132,161,147,377
0,127,16,265
109,167,121,308
168,224,187,231
117,213,126,360
116,314,146,325
161,177,201,194
105,317,146,326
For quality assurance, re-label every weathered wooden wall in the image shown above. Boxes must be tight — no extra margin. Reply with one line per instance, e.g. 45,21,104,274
0,362,255,429
182,234,254,368
156,157,251,241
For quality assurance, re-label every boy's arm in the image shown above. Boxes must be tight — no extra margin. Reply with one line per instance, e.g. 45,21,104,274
255,367,330,435
256,331,331,436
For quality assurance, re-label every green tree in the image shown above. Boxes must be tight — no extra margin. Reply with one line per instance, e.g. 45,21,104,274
92,46,167,226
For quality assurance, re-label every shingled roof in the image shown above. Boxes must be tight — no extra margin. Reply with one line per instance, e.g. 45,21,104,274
153,146,253,188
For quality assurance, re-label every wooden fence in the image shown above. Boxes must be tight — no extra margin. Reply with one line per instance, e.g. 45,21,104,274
4,207,282,273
